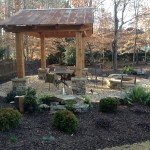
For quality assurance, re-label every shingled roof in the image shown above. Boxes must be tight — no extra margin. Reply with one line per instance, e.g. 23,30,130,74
0,8,94,38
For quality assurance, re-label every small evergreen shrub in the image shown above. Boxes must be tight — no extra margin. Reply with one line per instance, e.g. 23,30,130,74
9,136,17,143
39,95,53,105
81,95,92,108
53,110,78,133
24,96,38,113
24,87,38,113
25,87,36,96
99,97,118,113
118,98,131,106
122,66,136,74
65,101,76,112
6,90,26,103
0,108,22,131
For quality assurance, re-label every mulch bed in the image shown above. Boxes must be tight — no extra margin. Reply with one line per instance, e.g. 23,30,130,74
1,96,150,150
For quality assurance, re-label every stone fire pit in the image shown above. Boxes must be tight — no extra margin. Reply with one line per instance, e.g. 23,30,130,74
107,74,140,88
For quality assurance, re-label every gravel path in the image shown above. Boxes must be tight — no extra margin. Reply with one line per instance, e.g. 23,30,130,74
0,75,150,102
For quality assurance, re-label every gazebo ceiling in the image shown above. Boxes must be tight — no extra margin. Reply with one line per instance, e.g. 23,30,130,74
0,8,94,38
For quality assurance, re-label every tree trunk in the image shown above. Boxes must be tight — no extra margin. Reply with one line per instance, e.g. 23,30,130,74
112,0,119,71
112,40,118,70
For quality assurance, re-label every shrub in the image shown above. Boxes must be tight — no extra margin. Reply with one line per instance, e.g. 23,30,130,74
0,108,22,131
39,95,53,105
24,96,38,113
0,47,6,60
53,110,78,133
99,97,118,113
65,101,76,112
6,90,26,103
122,66,136,74
65,47,76,66
24,87,38,113
119,98,132,106
81,95,92,108
125,87,150,104
9,136,17,143
25,87,36,96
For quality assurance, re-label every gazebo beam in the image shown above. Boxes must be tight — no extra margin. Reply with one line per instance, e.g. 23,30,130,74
23,30,92,38
3,24,92,33
15,32,25,78
76,32,83,77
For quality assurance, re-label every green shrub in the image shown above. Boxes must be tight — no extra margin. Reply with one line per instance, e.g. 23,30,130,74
122,66,136,74
65,101,76,112
9,136,17,143
0,47,6,60
6,90,26,103
39,95,53,105
119,98,132,106
99,97,118,113
53,110,78,133
81,95,92,108
0,108,22,131
24,96,38,113
125,87,150,104
145,98,150,106
25,87,36,96
65,47,76,66
24,87,38,113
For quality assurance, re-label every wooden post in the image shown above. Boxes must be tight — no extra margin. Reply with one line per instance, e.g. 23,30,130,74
15,32,25,78
40,33,46,69
76,32,83,77
82,37,85,69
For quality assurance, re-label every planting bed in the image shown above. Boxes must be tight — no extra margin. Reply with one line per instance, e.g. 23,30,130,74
1,96,150,150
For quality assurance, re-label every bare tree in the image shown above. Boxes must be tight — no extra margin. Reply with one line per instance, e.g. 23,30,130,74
112,0,131,70
132,0,142,65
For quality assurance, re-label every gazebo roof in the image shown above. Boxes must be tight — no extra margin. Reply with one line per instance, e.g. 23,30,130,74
0,8,94,38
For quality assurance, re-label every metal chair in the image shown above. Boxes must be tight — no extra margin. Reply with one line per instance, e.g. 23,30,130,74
45,73,68,91
45,73,60,90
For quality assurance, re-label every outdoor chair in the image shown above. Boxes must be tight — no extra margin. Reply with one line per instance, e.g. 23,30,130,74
45,73,60,90
87,67,104,88
45,73,68,91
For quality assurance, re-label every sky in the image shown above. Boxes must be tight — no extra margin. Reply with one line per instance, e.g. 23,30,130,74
100,0,150,28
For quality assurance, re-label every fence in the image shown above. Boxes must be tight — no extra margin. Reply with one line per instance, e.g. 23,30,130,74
0,60,41,83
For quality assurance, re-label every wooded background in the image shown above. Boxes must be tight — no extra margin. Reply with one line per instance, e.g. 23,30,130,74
0,0,150,70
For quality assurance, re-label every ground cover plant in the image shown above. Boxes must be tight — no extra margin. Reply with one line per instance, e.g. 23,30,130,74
124,87,150,105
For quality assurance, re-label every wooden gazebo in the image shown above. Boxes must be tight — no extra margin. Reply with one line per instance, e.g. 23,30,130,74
0,8,93,93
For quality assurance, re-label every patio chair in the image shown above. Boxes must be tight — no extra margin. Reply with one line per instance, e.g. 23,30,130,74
45,73,68,91
45,73,61,90
87,65,103,88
